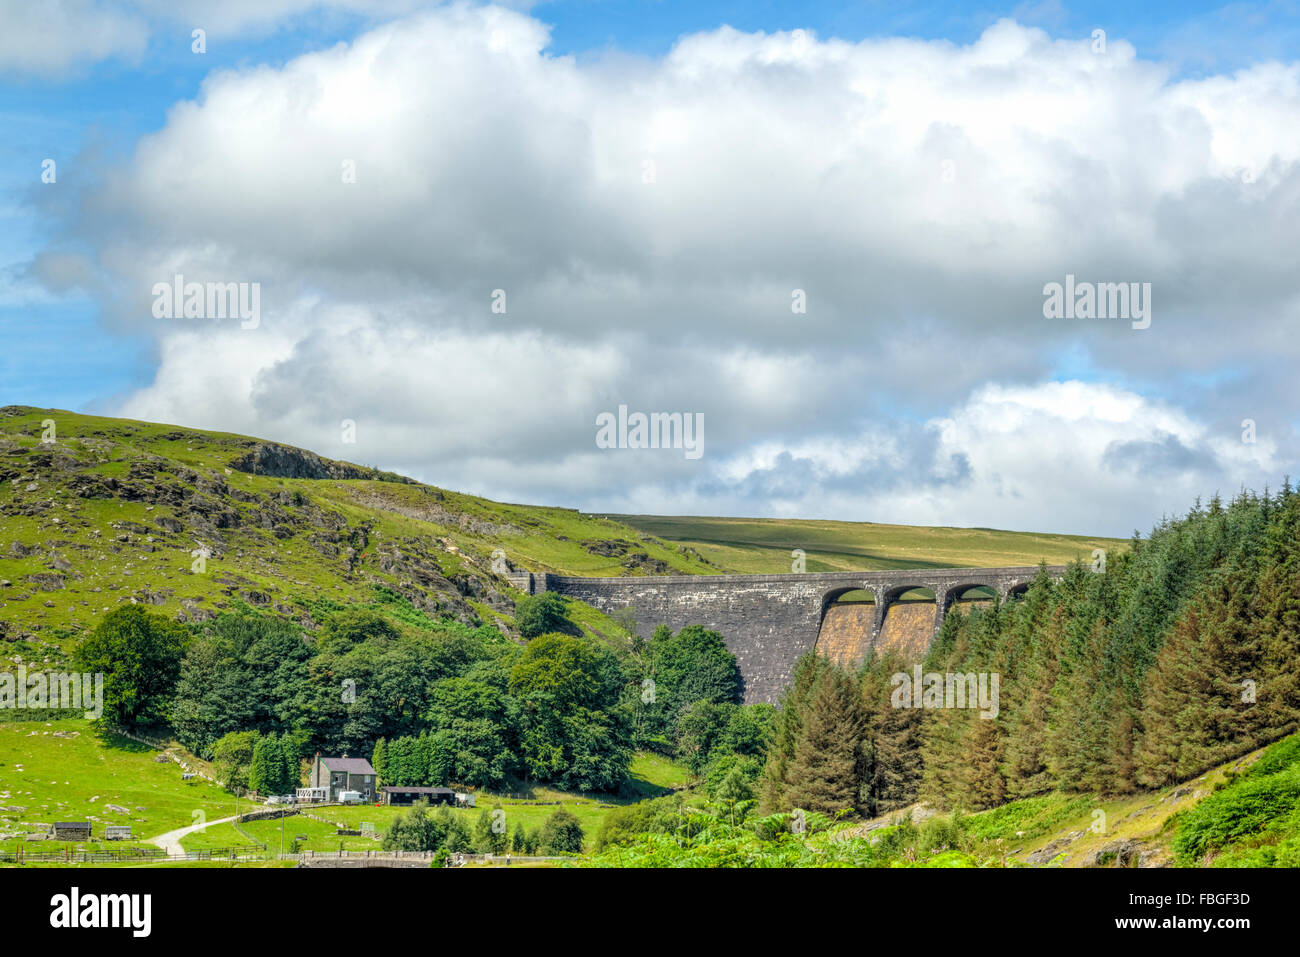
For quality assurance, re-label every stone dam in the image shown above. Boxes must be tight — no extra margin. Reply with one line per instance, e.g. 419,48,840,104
507,565,1066,703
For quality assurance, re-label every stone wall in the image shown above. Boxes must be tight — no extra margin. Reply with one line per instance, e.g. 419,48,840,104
814,603,876,669
539,566,1065,704
874,603,937,662
546,574,827,704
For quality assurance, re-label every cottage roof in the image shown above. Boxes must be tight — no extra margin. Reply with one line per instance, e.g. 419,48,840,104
319,756,376,775
380,786,454,795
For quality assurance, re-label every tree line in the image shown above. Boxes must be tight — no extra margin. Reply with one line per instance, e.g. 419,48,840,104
762,486,1300,817
71,587,770,797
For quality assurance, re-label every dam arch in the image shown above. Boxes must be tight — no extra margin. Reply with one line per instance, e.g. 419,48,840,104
1005,580,1033,599
515,564,1068,703
815,586,880,669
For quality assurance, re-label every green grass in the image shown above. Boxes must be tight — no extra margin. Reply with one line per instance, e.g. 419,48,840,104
0,718,243,850
1174,735,1300,866
1,719,696,859
199,749,697,854
204,798,614,853
610,514,1124,573
960,794,1097,844
0,406,1122,664
180,815,363,853
628,751,694,791
0,406,719,657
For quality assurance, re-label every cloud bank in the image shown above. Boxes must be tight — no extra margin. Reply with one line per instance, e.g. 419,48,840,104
30,5,1300,534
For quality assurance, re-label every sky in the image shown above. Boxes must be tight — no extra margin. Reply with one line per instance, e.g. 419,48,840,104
2,0,1299,537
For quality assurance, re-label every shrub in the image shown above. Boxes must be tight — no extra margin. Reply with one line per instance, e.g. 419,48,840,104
1245,735,1300,780
514,593,574,639
916,813,966,857
1174,767,1300,862
538,808,585,855
594,795,683,851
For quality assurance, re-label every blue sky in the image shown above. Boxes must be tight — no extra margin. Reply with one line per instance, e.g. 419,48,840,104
4,0,1294,406
2,1,1298,534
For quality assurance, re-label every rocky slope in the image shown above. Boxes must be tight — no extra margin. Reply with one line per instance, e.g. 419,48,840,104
0,406,714,659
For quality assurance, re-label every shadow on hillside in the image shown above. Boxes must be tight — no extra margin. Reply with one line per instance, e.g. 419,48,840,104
94,725,169,755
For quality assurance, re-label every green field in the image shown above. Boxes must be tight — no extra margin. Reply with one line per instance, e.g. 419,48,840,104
180,751,692,854
0,717,696,858
0,718,245,853
609,514,1123,574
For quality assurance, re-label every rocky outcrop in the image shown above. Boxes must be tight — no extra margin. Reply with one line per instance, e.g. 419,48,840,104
1092,837,1144,868
229,443,413,483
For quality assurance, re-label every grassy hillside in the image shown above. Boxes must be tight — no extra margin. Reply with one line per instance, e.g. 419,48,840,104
0,406,719,657
0,717,694,859
876,731,1300,868
17,714,1294,868
0,406,1123,660
609,514,1124,574
583,731,1300,868
0,718,242,854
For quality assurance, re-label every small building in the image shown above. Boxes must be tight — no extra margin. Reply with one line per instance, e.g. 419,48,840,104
51,822,92,841
381,786,455,806
309,755,376,802
295,787,329,803
455,792,476,808
105,825,132,841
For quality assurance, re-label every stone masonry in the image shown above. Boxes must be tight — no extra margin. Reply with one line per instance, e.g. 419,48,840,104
508,566,1065,703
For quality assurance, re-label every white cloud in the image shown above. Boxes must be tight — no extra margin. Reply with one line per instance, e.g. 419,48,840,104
913,382,1276,532
38,8,1300,533
582,381,1278,535
0,0,148,76
125,1,431,36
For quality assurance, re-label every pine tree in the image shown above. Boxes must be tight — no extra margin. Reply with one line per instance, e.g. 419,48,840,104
784,664,866,816
859,651,922,817
1047,619,1112,792
962,711,1006,809
418,732,437,787
372,737,388,785
1137,574,1259,786
1001,604,1062,797
760,654,829,813
917,613,972,809
964,604,1010,807
1254,561,1300,743
1098,647,1142,795
280,735,301,792
249,733,279,796
473,808,495,854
